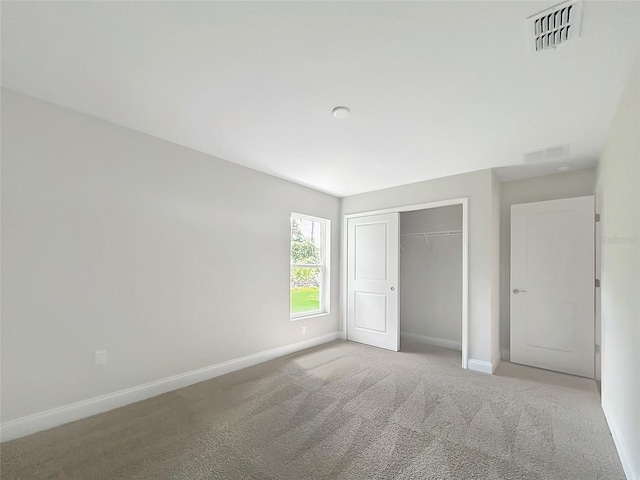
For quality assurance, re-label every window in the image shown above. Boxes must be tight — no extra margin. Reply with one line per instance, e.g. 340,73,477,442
290,213,330,318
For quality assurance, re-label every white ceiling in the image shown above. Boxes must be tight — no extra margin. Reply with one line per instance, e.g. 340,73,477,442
2,1,639,196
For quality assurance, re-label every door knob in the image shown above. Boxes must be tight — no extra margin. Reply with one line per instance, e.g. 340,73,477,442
390,287,395,291
512,288,527,294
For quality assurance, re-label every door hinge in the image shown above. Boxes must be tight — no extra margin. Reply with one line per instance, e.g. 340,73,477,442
595,279,601,288
595,213,601,222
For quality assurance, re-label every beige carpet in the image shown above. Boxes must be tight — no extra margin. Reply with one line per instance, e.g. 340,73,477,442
1,340,625,479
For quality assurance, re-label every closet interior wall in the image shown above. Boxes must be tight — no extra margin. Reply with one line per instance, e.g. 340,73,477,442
400,205,463,350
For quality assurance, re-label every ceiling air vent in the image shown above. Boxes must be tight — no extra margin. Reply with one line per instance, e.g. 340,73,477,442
527,0,583,52
523,144,569,163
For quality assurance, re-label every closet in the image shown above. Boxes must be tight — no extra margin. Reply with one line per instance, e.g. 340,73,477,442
400,205,463,352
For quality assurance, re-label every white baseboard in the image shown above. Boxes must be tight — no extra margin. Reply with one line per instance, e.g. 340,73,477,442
400,332,462,352
603,403,639,480
0,332,340,443
468,358,500,375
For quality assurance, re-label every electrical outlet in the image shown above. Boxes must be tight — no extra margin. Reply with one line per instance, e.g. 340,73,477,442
301,326,307,335
95,350,107,366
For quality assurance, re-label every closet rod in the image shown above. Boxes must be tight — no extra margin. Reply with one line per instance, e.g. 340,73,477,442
401,229,462,238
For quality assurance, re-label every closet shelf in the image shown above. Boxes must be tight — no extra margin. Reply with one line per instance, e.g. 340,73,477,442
400,230,462,251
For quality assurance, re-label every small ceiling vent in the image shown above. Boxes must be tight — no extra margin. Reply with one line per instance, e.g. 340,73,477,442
523,144,570,163
527,0,583,52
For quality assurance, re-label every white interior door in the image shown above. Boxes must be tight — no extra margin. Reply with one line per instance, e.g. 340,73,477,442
347,213,400,351
511,196,595,377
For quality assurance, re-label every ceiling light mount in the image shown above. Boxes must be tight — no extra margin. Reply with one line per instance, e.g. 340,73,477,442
332,106,351,119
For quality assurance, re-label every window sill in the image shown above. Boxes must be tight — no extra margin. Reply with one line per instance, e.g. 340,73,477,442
290,312,330,321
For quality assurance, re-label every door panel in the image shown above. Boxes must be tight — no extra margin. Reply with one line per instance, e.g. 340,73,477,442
511,196,595,377
354,292,387,332
347,213,399,351
354,222,388,280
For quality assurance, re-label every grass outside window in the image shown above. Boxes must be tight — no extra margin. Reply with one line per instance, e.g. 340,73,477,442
290,287,320,313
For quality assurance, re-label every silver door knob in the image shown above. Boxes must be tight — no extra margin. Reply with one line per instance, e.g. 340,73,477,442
390,287,395,291
512,288,527,294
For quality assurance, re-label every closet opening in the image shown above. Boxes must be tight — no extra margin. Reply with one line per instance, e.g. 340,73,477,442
399,205,463,363
343,197,469,369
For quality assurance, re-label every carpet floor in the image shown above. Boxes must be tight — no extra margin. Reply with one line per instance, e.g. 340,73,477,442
1,340,625,479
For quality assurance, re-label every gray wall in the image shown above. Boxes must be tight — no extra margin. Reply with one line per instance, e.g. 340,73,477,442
595,58,639,480
499,169,597,360
1,90,341,422
341,169,500,366
400,206,462,348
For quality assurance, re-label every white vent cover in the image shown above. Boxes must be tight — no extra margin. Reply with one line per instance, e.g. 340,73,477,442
523,144,570,163
527,0,583,52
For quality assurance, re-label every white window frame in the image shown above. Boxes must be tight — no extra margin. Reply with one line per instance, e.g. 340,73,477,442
290,213,331,320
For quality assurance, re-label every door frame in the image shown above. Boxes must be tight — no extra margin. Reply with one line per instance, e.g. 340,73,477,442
342,197,469,369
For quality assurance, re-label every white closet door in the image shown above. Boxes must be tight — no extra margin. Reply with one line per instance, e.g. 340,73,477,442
511,196,595,377
347,213,400,351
